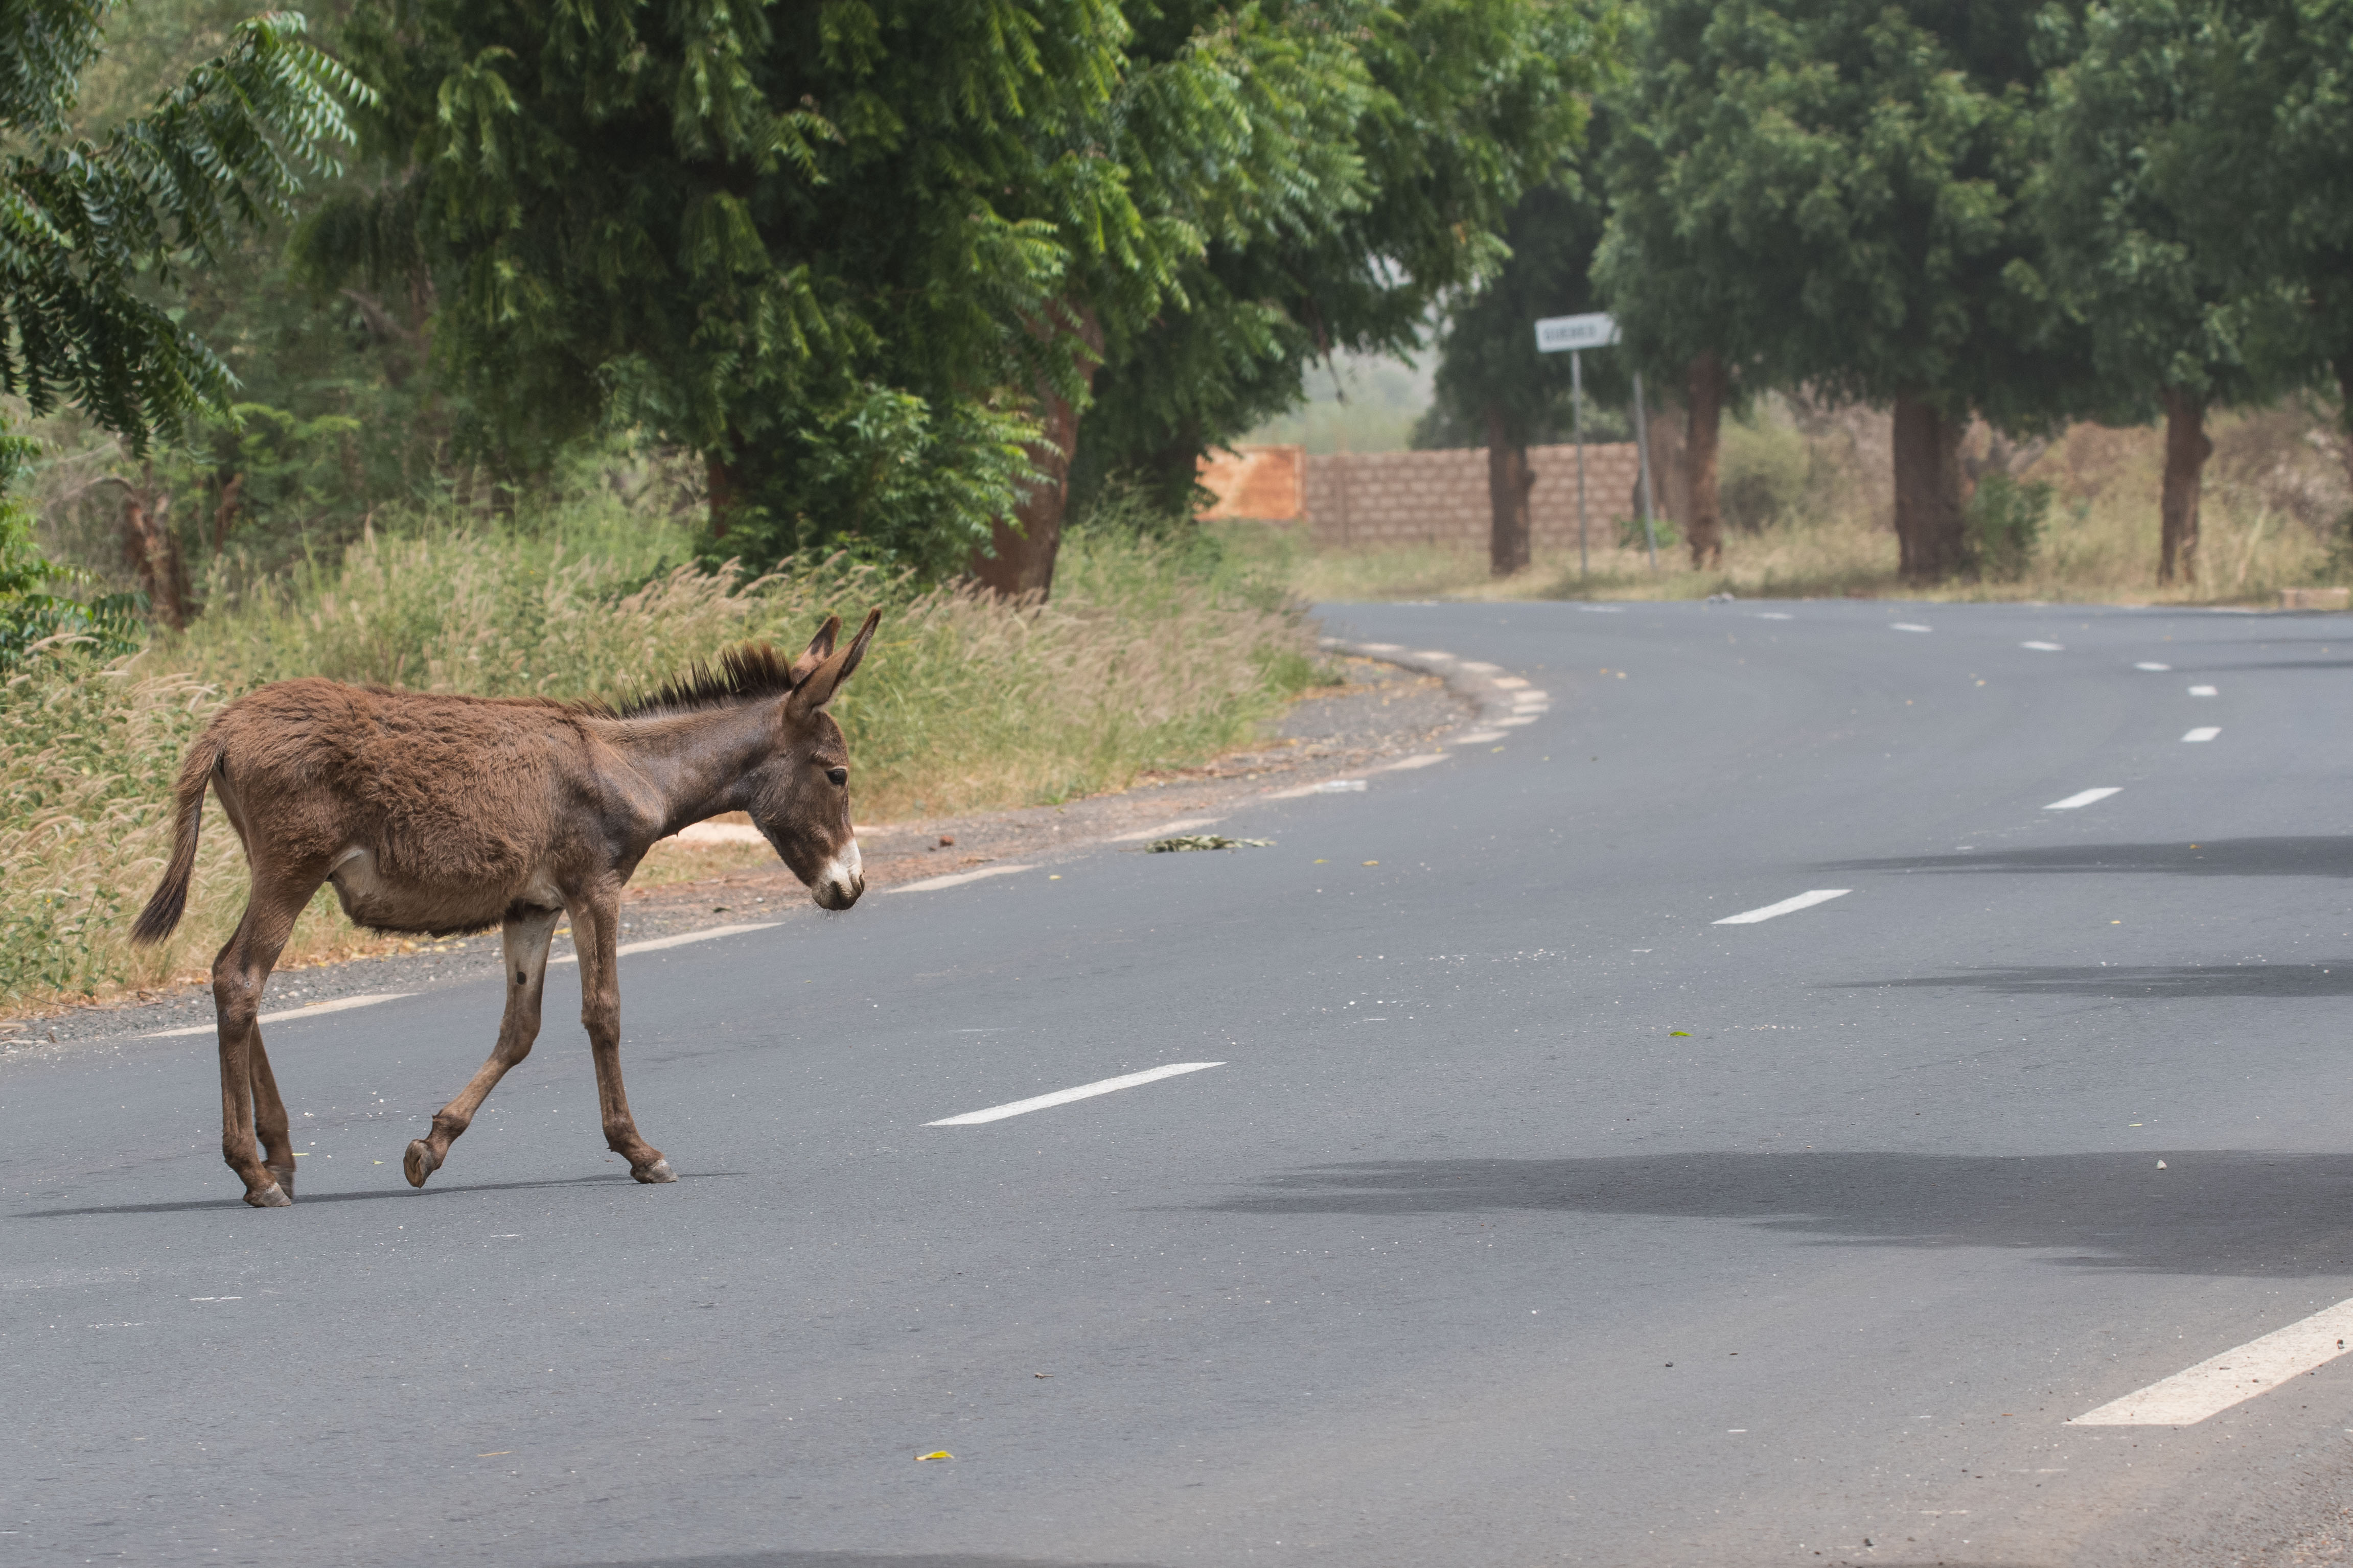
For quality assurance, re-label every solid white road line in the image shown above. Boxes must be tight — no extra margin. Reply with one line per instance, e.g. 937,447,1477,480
143,992,412,1039
551,921,785,966
2189,685,2218,696
1892,623,1932,633
2183,727,2221,742
2069,1298,2353,1425
926,1061,1225,1126
1375,753,1446,772
1456,730,1508,744
1110,817,1221,842
887,864,1035,895
1714,889,1851,926
2021,641,2065,651
2044,787,2122,810
1756,612,1794,620
2136,662,2172,671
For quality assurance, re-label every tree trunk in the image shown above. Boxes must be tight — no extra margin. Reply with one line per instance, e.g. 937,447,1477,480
1485,403,1534,576
120,467,188,631
706,452,741,544
971,306,1106,601
2158,388,2211,586
1639,388,1691,526
1685,353,1726,569
1891,396,1969,581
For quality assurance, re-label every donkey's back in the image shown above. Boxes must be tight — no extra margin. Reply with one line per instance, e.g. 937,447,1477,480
156,678,606,940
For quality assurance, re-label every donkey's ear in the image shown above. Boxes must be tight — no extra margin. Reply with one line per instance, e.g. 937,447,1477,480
787,616,841,688
788,609,881,716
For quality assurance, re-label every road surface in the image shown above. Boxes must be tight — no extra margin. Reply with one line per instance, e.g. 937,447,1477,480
9,598,2353,1567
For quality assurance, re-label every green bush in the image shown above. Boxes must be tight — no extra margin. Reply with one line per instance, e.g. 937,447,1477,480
1967,472,2053,581
1718,416,1812,531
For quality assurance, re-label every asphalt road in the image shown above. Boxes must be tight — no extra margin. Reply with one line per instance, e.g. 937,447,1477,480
9,598,2353,1568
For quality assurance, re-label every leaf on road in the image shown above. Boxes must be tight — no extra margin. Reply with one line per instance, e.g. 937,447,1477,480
916,1450,953,1461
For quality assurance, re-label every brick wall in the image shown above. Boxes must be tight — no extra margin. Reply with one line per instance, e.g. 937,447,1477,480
1196,442,1651,547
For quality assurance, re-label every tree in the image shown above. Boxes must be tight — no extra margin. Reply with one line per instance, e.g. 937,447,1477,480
1068,0,1609,543
1423,175,1621,575
1600,0,2096,581
0,0,362,649
2035,0,2301,585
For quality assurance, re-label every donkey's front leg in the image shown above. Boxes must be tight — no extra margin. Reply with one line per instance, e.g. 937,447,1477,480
570,895,674,1184
404,906,562,1188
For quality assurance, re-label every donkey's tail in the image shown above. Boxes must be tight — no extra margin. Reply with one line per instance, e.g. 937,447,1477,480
130,734,223,946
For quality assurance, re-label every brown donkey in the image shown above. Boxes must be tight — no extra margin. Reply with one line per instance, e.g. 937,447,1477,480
131,611,880,1208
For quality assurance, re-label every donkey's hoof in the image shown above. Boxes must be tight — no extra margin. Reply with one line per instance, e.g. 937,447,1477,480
403,1139,440,1188
266,1163,296,1200
632,1158,677,1185
245,1182,292,1208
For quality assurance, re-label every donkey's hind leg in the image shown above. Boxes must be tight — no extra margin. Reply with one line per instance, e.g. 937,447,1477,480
213,870,320,1208
404,905,562,1188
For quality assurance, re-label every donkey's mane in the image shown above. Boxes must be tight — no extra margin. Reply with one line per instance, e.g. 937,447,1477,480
614,643,801,720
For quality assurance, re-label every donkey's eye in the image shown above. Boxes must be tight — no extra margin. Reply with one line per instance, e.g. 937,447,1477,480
825,766,848,786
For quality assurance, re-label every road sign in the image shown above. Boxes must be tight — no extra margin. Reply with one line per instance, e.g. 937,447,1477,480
1535,312,1619,353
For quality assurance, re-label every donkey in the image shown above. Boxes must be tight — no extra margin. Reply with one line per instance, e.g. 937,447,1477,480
130,611,881,1208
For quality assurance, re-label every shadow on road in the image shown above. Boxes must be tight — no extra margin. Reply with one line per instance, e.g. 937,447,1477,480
1831,962,2353,999
1186,1150,2353,1277
12,1170,743,1219
561,1556,1164,1568
1819,837,2353,880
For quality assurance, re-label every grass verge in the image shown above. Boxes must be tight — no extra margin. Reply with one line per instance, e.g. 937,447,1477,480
3,511,1323,1011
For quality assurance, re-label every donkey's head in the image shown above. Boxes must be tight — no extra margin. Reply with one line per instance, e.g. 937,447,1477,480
749,609,881,910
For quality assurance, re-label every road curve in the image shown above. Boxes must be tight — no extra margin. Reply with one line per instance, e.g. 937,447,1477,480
8,597,2353,1567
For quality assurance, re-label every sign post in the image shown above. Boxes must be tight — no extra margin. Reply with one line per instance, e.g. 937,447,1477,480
1533,312,1657,575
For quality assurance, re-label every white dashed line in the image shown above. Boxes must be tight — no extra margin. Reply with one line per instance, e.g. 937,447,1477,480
2044,787,2121,810
1892,623,1932,633
1714,890,1851,925
2189,685,2218,696
2070,1298,2353,1425
1756,613,1794,620
2182,727,2221,743
926,1062,1225,1126
550,922,785,965
2021,641,2065,651
886,865,1035,895
143,993,412,1038
2136,662,2172,671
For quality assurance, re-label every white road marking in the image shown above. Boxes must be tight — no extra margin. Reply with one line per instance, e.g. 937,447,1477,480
1496,716,1539,727
2182,727,2221,743
1512,690,1551,704
2189,685,2218,696
1490,675,1529,689
550,922,785,966
1756,613,1794,620
143,992,412,1038
2044,787,2121,810
1714,889,1851,925
926,1061,1225,1126
2136,662,2172,671
1460,661,1504,674
1375,754,1446,773
2069,1298,2353,1425
1411,649,1453,661
2021,641,2065,651
1355,642,1403,653
1892,623,1932,633
886,864,1035,895
1110,817,1222,842
1455,730,1508,744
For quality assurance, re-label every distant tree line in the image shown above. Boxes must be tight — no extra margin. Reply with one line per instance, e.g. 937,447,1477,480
1427,0,2353,584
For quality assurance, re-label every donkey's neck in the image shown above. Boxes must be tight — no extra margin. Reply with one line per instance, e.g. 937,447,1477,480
604,701,781,836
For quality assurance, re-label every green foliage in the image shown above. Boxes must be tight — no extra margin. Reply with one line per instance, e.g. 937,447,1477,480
0,423,140,668
1965,470,2051,580
1719,415,1811,532
1075,0,1614,510
0,3,365,448
1597,0,2093,429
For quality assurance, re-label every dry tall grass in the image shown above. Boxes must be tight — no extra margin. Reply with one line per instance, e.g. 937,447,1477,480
2,520,1320,1009
1239,402,2352,606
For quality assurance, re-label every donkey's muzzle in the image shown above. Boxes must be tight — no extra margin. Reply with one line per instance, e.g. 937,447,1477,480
813,842,864,910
